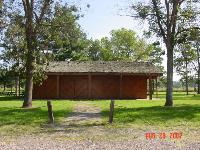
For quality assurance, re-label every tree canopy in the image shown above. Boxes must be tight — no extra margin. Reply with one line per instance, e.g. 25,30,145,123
87,28,163,65
131,0,200,106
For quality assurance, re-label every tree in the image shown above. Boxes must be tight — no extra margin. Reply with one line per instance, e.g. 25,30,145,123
189,29,200,94
100,37,113,60
110,28,152,61
22,0,54,108
2,1,89,107
87,28,158,62
2,0,54,107
87,40,103,61
0,64,17,93
132,0,200,106
0,66,8,92
174,44,196,95
1,14,26,96
46,4,89,61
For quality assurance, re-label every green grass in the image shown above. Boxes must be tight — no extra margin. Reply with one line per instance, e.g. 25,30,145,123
0,92,200,137
90,92,200,130
0,97,74,136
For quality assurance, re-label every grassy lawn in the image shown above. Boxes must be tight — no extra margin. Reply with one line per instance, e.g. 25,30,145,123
0,97,74,136
90,92,200,130
0,92,200,139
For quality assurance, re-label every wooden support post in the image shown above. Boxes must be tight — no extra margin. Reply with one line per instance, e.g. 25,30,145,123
56,75,60,99
152,79,155,94
156,78,158,98
119,74,122,99
47,100,54,124
109,99,115,124
149,78,153,100
88,74,91,99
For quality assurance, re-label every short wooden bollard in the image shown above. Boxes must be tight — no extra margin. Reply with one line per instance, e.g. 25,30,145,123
47,100,54,124
109,99,115,124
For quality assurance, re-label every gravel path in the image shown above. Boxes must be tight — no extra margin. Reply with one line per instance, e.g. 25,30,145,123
0,102,200,150
1,134,200,150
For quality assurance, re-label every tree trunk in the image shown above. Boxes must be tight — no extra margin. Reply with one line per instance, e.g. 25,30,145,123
198,69,200,94
185,61,189,95
22,26,36,108
165,46,173,106
198,59,200,94
196,44,200,94
15,76,20,97
22,5,37,108
22,49,34,108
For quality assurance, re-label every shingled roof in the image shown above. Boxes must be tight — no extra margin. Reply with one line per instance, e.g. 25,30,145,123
46,61,162,75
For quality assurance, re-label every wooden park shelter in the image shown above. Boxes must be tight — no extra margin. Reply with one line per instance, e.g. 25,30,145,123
33,61,162,99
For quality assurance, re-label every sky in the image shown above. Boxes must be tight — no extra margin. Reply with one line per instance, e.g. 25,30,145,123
74,0,180,81
76,0,145,39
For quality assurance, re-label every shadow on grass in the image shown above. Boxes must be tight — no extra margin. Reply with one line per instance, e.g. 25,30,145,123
173,95,200,100
0,96,23,101
0,107,71,128
154,93,200,101
101,104,200,124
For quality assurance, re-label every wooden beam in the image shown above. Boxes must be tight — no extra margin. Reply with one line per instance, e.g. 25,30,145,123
56,75,60,99
119,74,122,99
152,79,155,94
46,72,162,77
73,79,75,99
88,74,91,99
156,77,158,98
149,78,153,100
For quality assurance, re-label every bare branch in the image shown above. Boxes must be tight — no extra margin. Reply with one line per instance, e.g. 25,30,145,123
33,11,39,21
37,0,51,24
22,0,27,16
152,0,167,44
118,13,155,18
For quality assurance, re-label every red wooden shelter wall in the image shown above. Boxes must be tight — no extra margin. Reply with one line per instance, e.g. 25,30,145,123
33,76,57,99
122,76,147,99
91,75,120,99
59,75,88,99
33,74,148,99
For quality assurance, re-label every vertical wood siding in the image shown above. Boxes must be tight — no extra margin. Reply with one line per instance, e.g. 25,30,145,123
33,75,57,99
91,75,120,99
122,76,147,99
33,74,148,99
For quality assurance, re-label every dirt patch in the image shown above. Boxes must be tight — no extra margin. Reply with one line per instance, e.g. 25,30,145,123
64,102,102,126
